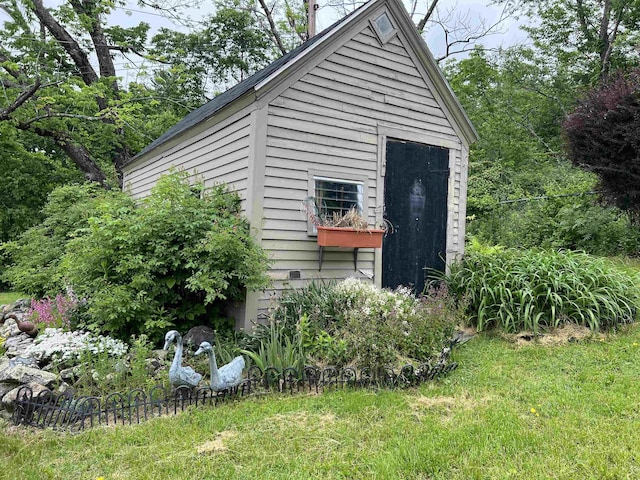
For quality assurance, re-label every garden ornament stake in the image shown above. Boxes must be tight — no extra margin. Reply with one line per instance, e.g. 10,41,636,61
194,341,245,392
163,330,202,388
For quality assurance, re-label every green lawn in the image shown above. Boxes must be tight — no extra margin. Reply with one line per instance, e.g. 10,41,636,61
2,325,639,480
0,292,26,305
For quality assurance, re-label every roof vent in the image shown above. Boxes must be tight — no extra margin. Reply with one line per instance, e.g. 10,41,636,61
372,12,396,44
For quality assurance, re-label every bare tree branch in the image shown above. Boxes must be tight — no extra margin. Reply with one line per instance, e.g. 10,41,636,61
422,0,517,62
256,0,288,55
417,0,440,33
0,80,41,121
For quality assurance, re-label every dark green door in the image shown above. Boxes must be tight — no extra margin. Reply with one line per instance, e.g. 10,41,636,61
382,139,449,294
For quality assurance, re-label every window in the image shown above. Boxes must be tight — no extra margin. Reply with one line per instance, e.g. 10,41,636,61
312,176,364,229
371,12,396,44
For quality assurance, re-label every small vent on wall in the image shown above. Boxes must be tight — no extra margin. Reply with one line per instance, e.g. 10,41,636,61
289,270,301,280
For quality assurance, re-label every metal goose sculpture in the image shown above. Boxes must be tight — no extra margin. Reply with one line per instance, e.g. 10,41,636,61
194,341,245,392
163,330,202,388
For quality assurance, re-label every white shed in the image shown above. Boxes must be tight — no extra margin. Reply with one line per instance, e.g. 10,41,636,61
122,0,478,329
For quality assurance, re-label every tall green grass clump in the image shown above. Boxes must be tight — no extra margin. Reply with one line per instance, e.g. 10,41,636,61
445,248,640,332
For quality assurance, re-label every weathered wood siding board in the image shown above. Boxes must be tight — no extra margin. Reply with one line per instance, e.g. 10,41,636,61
315,58,438,102
259,24,461,306
127,148,250,195
123,114,252,200
298,73,449,123
125,118,251,183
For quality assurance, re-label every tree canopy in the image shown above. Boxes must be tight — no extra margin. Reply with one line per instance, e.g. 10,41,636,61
2,0,640,254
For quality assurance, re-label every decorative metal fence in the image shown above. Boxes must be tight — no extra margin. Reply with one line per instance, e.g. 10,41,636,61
12,361,457,432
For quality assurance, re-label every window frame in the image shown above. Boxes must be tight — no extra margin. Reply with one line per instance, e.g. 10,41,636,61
370,12,397,45
307,170,368,236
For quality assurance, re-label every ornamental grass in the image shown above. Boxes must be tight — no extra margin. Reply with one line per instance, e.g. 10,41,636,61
445,248,640,332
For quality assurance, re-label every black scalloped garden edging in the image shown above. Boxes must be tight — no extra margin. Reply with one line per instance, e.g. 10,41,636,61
12,361,458,432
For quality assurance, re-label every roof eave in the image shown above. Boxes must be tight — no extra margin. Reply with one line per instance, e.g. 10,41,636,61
124,90,257,169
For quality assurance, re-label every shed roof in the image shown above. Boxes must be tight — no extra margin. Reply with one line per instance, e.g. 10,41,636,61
133,7,362,160
131,0,477,163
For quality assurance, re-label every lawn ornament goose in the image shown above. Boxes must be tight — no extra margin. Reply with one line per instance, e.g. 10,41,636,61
194,341,245,392
163,330,202,388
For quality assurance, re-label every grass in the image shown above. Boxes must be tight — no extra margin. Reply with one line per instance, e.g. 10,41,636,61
2,324,639,479
0,291,26,305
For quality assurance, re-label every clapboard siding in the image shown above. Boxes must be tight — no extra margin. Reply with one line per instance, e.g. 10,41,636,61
258,23,463,309
127,148,250,196
123,113,252,200
122,1,474,329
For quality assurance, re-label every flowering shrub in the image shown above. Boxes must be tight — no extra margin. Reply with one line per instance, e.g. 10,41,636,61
265,278,462,370
338,280,459,369
24,328,128,364
28,293,78,329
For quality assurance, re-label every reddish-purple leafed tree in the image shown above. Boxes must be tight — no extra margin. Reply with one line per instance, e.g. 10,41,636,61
563,70,640,217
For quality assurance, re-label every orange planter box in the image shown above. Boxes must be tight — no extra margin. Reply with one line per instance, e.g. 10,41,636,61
316,226,385,248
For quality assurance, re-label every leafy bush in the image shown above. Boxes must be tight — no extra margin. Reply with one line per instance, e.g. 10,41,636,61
3,171,271,343
563,69,640,215
468,189,640,256
445,248,640,333
2,183,130,296
338,280,459,369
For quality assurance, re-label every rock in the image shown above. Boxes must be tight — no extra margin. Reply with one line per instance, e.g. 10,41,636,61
3,334,35,358
152,349,168,361
59,367,78,384
0,365,59,388
2,382,50,411
56,382,74,397
5,312,28,324
0,382,16,399
0,318,20,338
0,357,9,371
2,303,15,314
9,356,38,368
145,358,162,375
183,326,216,350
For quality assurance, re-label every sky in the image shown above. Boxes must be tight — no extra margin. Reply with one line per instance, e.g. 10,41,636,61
1,0,531,83
101,0,530,61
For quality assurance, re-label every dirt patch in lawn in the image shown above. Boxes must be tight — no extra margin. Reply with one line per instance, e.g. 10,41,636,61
410,392,491,421
196,430,237,454
506,323,603,346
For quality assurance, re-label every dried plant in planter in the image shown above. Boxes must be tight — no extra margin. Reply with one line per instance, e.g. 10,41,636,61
301,197,390,231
